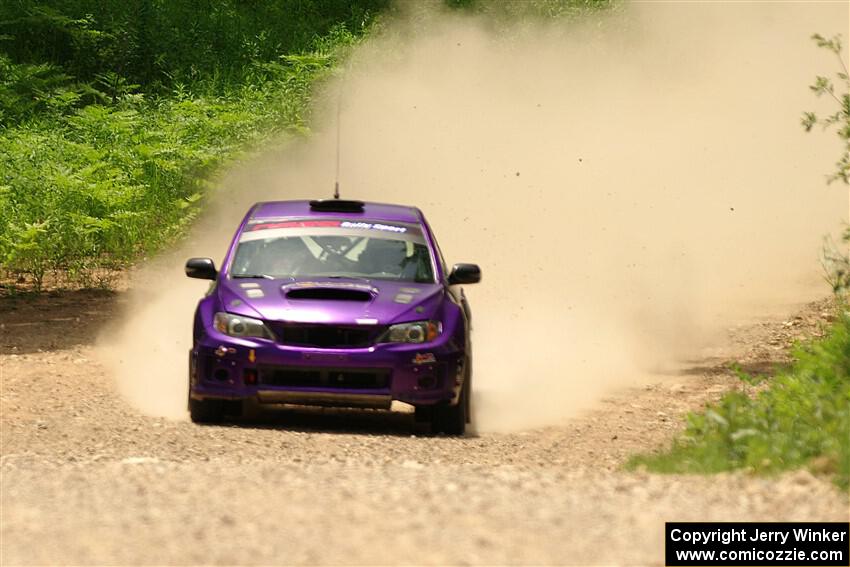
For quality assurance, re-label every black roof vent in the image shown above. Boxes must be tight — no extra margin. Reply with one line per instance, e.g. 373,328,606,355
309,199,364,213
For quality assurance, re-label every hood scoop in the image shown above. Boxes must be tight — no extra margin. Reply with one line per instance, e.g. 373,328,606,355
285,287,373,302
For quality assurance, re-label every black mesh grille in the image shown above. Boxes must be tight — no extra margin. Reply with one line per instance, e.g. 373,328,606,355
258,366,389,389
271,323,384,348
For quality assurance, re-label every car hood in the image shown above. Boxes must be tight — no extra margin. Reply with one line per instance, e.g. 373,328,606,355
217,277,444,325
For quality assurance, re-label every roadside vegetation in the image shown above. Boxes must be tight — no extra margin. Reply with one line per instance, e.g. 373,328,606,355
631,34,850,490
629,316,850,490
0,0,386,290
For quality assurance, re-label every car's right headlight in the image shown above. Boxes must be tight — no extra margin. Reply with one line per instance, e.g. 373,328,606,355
213,312,274,340
384,320,442,343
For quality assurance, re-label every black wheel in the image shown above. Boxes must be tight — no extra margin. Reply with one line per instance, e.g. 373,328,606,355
189,397,225,424
418,361,470,436
437,369,469,435
464,355,472,424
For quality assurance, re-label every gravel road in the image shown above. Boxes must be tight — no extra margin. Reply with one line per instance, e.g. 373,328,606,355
1,290,847,565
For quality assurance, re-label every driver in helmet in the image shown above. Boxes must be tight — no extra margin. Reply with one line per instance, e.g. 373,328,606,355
262,237,318,276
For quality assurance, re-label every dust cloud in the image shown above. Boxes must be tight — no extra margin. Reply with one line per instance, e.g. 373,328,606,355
98,1,848,431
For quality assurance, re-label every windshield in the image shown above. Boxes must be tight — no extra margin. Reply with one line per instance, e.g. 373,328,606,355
230,218,435,283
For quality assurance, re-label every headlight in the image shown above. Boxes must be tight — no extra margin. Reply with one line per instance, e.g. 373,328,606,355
385,320,442,343
213,312,274,340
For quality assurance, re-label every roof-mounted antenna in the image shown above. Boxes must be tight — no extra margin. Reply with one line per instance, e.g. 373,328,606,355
333,78,342,200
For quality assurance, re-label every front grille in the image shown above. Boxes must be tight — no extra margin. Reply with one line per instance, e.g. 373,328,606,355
270,323,384,348
258,366,390,390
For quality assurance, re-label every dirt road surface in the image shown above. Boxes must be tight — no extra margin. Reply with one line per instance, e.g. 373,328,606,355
1,290,847,565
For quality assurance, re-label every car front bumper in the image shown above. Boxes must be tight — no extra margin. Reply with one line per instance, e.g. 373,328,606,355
189,330,465,409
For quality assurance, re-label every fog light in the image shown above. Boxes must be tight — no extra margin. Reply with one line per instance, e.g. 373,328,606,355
243,368,258,385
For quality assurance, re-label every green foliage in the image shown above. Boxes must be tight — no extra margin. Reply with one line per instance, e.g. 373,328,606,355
802,34,850,295
0,53,83,123
0,0,388,94
824,228,850,295
629,313,850,490
801,33,850,185
0,15,367,287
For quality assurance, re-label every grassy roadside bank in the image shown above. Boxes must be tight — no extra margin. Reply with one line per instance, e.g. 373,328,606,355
629,308,850,491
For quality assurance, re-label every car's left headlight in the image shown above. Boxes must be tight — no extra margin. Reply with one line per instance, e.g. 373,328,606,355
384,320,442,343
213,312,274,340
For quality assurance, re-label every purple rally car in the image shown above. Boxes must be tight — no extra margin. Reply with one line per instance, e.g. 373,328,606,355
185,199,481,434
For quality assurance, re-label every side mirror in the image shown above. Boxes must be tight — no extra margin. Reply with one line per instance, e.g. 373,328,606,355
185,258,218,280
448,263,481,285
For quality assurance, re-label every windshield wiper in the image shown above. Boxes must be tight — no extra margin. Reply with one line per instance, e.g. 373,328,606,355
232,273,275,280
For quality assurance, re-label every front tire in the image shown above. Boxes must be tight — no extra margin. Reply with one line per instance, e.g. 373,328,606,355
440,370,470,435
417,362,470,436
189,397,225,424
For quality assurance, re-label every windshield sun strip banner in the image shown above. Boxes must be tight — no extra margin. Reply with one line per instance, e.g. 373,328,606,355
238,226,428,244
246,218,420,234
